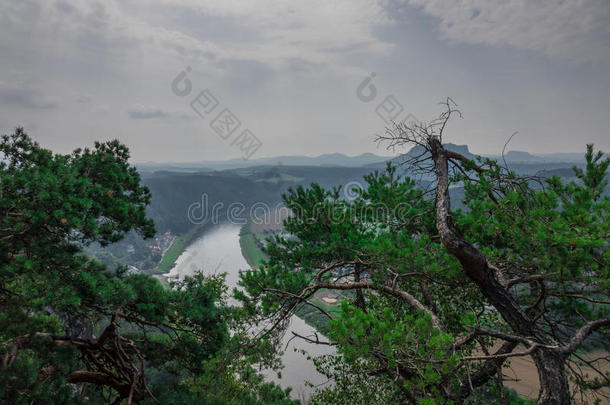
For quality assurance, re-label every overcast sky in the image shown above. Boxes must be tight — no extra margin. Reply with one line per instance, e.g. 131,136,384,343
1,0,609,162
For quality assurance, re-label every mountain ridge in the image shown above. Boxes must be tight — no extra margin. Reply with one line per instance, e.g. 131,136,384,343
136,145,587,172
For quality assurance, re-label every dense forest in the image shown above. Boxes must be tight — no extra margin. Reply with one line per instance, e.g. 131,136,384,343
1,105,609,404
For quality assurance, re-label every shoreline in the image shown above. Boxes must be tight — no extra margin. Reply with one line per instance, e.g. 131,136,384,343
237,219,336,333
155,222,215,274
238,219,268,268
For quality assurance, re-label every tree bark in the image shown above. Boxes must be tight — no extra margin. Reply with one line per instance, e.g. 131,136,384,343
532,348,570,404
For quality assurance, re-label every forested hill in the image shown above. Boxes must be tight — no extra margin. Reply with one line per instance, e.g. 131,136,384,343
141,144,588,235
142,143,589,217
87,146,591,273
141,165,376,234
85,165,378,271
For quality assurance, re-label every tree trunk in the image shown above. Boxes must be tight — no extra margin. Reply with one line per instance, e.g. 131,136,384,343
429,137,571,404
532,348,570,404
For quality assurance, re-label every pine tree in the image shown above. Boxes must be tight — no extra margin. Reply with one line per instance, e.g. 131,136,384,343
239,104,609,404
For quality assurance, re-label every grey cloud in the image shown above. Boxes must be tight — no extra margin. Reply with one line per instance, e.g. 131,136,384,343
158,6,262,43
128,106,172,120
405,0,610,63
2,0,392,79
323,42,371,54
55,1,75,14
76,95,91,103
214,59,274,89
0,83,57,109
285,58,322,73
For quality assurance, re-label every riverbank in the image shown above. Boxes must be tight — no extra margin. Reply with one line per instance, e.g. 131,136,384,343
155,223,213,273
238,220,268,268
238,218,345,334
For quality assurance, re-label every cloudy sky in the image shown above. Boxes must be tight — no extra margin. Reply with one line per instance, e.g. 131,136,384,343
1,0,609,162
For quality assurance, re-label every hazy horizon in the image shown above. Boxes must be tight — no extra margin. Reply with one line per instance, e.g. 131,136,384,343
1,1,609,162
132,146,589,165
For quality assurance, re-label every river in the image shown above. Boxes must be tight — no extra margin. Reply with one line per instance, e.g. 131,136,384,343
163,223,335,401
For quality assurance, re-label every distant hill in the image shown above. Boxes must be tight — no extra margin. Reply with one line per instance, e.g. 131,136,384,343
135,144,588,175
364,143,476,170
534,152,586,162
136,152,390,172
504,151,539,162
536,167,578,179
484,150,585,163
139,164,381,234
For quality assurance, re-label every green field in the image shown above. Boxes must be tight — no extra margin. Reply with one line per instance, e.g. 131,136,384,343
156,225,206,273
239,221,268,267
156,235,187,272
294,294,345,334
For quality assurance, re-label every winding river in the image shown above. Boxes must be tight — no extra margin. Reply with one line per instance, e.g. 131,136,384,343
164,223,334,401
